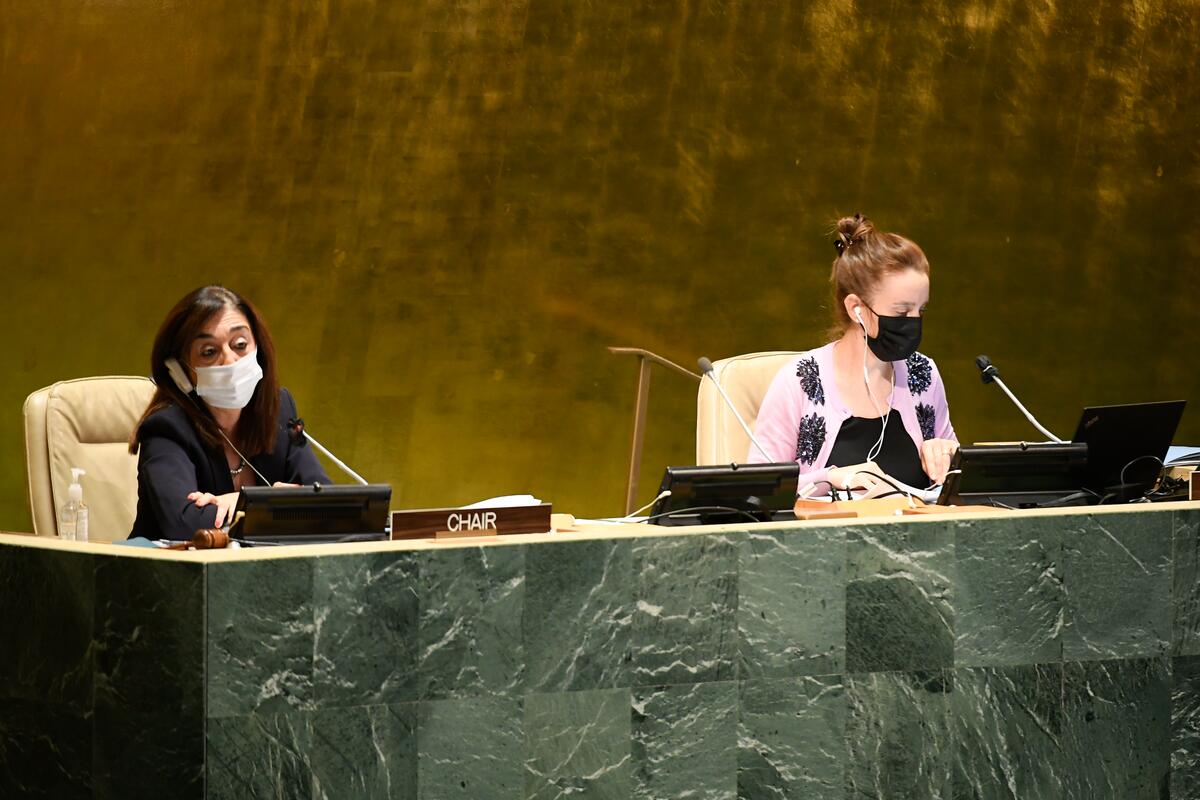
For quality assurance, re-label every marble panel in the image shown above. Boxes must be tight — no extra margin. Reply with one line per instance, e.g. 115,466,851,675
313,551,419,708
0,545,94,708
1060,656,1169,799
418,694,523,800
524,688,631,800
1062,512,1170,661
92,707,204,800
845,521,955,673
955,516,1063,667
91,554,205,797
1172,508,1200,656
419,544,524,700
207,557,315,717
950,663,1064,799
1172,655,1200,799
94,555,204,717
631,534,737,686
845,670,953,799
207,711,313,800
737,526,845,680
0,698,91,800
738,675,845,800
311,704,417,800
524,540,632,693
631,682,736,800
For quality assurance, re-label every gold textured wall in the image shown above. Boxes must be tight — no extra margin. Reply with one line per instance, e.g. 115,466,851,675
3,0,1199,532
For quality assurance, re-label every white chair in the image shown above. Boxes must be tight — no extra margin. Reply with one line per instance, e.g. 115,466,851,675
695,351,801,464
24,376,155,541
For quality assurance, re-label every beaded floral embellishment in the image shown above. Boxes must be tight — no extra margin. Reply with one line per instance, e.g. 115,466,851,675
795,413,826,465
906,353,932,396
916,403,936,441
795,356,825,405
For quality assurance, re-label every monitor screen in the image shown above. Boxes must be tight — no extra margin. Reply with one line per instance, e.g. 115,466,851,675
938,443,1088,508
648,462,799,526
231,484,392,544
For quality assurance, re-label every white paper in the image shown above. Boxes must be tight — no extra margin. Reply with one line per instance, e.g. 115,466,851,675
461,494,543,509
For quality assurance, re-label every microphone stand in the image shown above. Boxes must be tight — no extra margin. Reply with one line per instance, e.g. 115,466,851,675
698,357,775,462
976,356,1064,443
988,376,1064,443
288,419,369,485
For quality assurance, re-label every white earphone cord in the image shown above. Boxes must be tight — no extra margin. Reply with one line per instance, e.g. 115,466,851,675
857,311,891,462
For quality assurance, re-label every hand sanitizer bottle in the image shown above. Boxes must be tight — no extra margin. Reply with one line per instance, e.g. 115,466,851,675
59,468,89,542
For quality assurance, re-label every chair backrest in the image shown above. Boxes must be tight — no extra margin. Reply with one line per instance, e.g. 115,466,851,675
24,377,155,541
695,351,801,464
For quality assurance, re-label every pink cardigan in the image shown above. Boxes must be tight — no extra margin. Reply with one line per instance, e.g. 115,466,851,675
747,342,957,491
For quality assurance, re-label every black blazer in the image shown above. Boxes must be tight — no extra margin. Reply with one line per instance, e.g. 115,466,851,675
129,388,331,540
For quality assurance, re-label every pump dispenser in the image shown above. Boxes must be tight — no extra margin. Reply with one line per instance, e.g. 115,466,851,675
59,468,89,542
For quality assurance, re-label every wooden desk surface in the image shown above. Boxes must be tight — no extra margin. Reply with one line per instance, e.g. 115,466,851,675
4,498,1198,562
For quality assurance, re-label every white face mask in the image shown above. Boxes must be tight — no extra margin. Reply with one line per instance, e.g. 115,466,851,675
194,349,264,410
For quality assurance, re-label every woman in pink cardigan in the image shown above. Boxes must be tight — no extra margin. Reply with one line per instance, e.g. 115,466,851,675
749,213,959,497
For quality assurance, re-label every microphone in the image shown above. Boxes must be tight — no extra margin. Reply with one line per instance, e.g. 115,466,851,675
974,355,1064,443
287,418,370,485
698,357,774,462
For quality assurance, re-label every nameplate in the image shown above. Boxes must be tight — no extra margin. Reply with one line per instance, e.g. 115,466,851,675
391,504,552,540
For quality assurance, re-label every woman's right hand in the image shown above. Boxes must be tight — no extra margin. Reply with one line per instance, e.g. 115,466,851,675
827,461,889,497
187,491,240,528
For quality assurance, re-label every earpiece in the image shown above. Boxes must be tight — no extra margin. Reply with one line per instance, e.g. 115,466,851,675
854,307,865,323
164,358,194,394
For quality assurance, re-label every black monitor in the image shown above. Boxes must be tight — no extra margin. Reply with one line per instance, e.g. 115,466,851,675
648,462,799,526
230,484,392,545
938,443,1088,508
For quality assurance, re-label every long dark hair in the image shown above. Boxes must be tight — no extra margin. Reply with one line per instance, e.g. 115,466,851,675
129,286,280,456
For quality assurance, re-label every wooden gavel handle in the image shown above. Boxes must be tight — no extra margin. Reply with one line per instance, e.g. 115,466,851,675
167,529,231,550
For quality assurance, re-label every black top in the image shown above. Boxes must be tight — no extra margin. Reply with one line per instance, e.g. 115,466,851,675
128,388,331,540
826,412,930,489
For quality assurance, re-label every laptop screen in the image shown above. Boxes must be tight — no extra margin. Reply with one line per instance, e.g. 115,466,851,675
1071,401,1186,490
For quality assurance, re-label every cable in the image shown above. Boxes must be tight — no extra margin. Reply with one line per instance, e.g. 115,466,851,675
1119,454,1164,490
640,505,765,524
798,480,838,500
849,469,916,506
1036,490,1099,508
855,323,894,462
177,390,272,486
624,490,670,519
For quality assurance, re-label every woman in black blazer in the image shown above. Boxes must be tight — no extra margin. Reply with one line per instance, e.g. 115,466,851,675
128,286,329,540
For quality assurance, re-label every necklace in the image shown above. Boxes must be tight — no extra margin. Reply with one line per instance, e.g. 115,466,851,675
230,458,246,477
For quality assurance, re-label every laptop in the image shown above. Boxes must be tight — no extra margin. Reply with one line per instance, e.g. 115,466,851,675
1070,401,1186,492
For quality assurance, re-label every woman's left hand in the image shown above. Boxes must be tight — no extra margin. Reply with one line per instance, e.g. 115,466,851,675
920,438,959,485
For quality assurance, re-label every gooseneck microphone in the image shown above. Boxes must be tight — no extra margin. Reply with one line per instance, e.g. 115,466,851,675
974,355,1064,443
287,418,370,485
698,357,774,462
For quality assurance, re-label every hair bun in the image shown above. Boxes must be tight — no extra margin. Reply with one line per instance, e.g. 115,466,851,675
833,212,874,255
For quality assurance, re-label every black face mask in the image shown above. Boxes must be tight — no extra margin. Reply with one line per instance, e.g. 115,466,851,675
863,306,922,362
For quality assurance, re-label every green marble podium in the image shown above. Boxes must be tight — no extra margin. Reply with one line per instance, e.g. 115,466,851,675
3,502,1200,798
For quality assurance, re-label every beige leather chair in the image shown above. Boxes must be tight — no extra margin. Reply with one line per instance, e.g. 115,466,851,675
24,377,155,541
695,351,801,464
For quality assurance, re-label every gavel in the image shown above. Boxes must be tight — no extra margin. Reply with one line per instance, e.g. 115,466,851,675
167,529,231,550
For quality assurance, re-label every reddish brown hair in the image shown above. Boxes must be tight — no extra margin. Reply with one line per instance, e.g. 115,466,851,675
129,286,280,456
827,213,930,340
